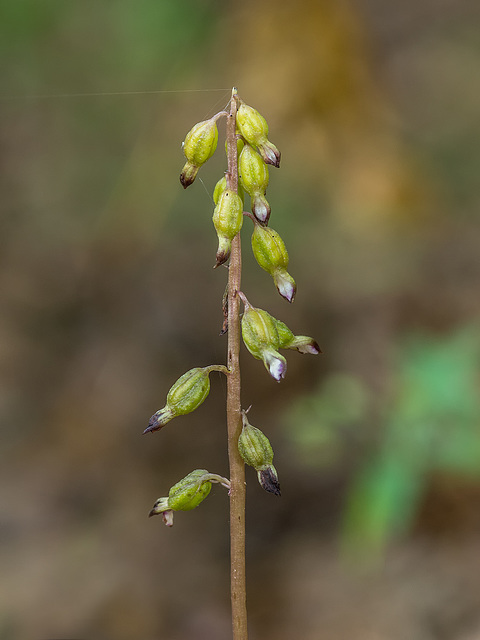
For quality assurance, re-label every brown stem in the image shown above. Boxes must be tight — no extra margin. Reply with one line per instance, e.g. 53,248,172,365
225,87,248,640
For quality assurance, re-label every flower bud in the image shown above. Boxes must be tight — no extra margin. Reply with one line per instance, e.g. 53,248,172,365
238,412,281,496
274,318,321,354
239,295,286,381
251,193,271,225
180,117,219,188
144,365,227,434
149,469,230,526
212,189,243,267
251,222,297,302
236,102,281,168
239,292,320,379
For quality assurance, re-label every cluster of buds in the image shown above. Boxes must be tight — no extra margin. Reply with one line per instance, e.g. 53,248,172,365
144,365,227,433
146,90,320,528
149,469,230,527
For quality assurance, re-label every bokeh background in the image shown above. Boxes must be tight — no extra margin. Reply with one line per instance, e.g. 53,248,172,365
2,1,480,638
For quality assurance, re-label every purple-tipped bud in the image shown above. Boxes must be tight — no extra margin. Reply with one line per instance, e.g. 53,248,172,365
180,162,199,189
273,269,296,303
251,193,271,224
264,349,287,381
214,236,232,268
257,140,281,168
274,318,321,355
239,293,287,381
284,335,321,354
145,406,175,433
258,466,281,496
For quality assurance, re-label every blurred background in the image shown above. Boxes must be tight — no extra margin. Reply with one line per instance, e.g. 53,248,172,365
1,1,480,638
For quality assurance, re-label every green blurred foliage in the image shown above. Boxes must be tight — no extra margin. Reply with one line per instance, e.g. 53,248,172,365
285,325,480,554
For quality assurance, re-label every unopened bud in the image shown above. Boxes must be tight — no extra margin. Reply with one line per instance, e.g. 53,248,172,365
149,469,230,526
180,117,219,188
239,293,286,381
274,318,321,354
212,189,243,267
144,365,227,434
238,412,281,496
251,193,271,225
251,222,296,302
236,102,281,168
239,293,319,379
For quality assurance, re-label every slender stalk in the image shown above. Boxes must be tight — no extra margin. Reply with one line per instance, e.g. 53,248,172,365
225,88,248,640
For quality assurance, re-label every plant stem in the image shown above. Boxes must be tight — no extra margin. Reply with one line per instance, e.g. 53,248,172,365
225,88,248,640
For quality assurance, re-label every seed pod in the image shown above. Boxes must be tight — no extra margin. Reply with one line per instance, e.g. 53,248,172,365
239,144,271,223
251,221,297,302
213,175,244,206
149,470,230,526
236,102,281,168
239,144,269,195
167,469,212,512
145,365,226,434
212,189,243,267
239,295,286,381
238,413,281,496
180,117,219,188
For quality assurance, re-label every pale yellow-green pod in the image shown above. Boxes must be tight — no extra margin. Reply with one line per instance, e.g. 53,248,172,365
239,144,269,196
236,102,281,168
236,102,269,146
251,223,296,301
212,189,243,267
180,117,219,188
251,224,288,274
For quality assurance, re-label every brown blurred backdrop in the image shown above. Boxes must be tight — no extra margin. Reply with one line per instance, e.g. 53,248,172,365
2,1,480,639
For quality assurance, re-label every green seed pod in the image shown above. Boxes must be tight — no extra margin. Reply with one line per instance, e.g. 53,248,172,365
251,222,296,301
236,102,281,168
213,175,244,206
180,117,219,188
168,469,212,512
145,365,227,434
240,297,286,381
239,144,269,196
212,189,243,267
238,413,281,496
149,470,231,526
